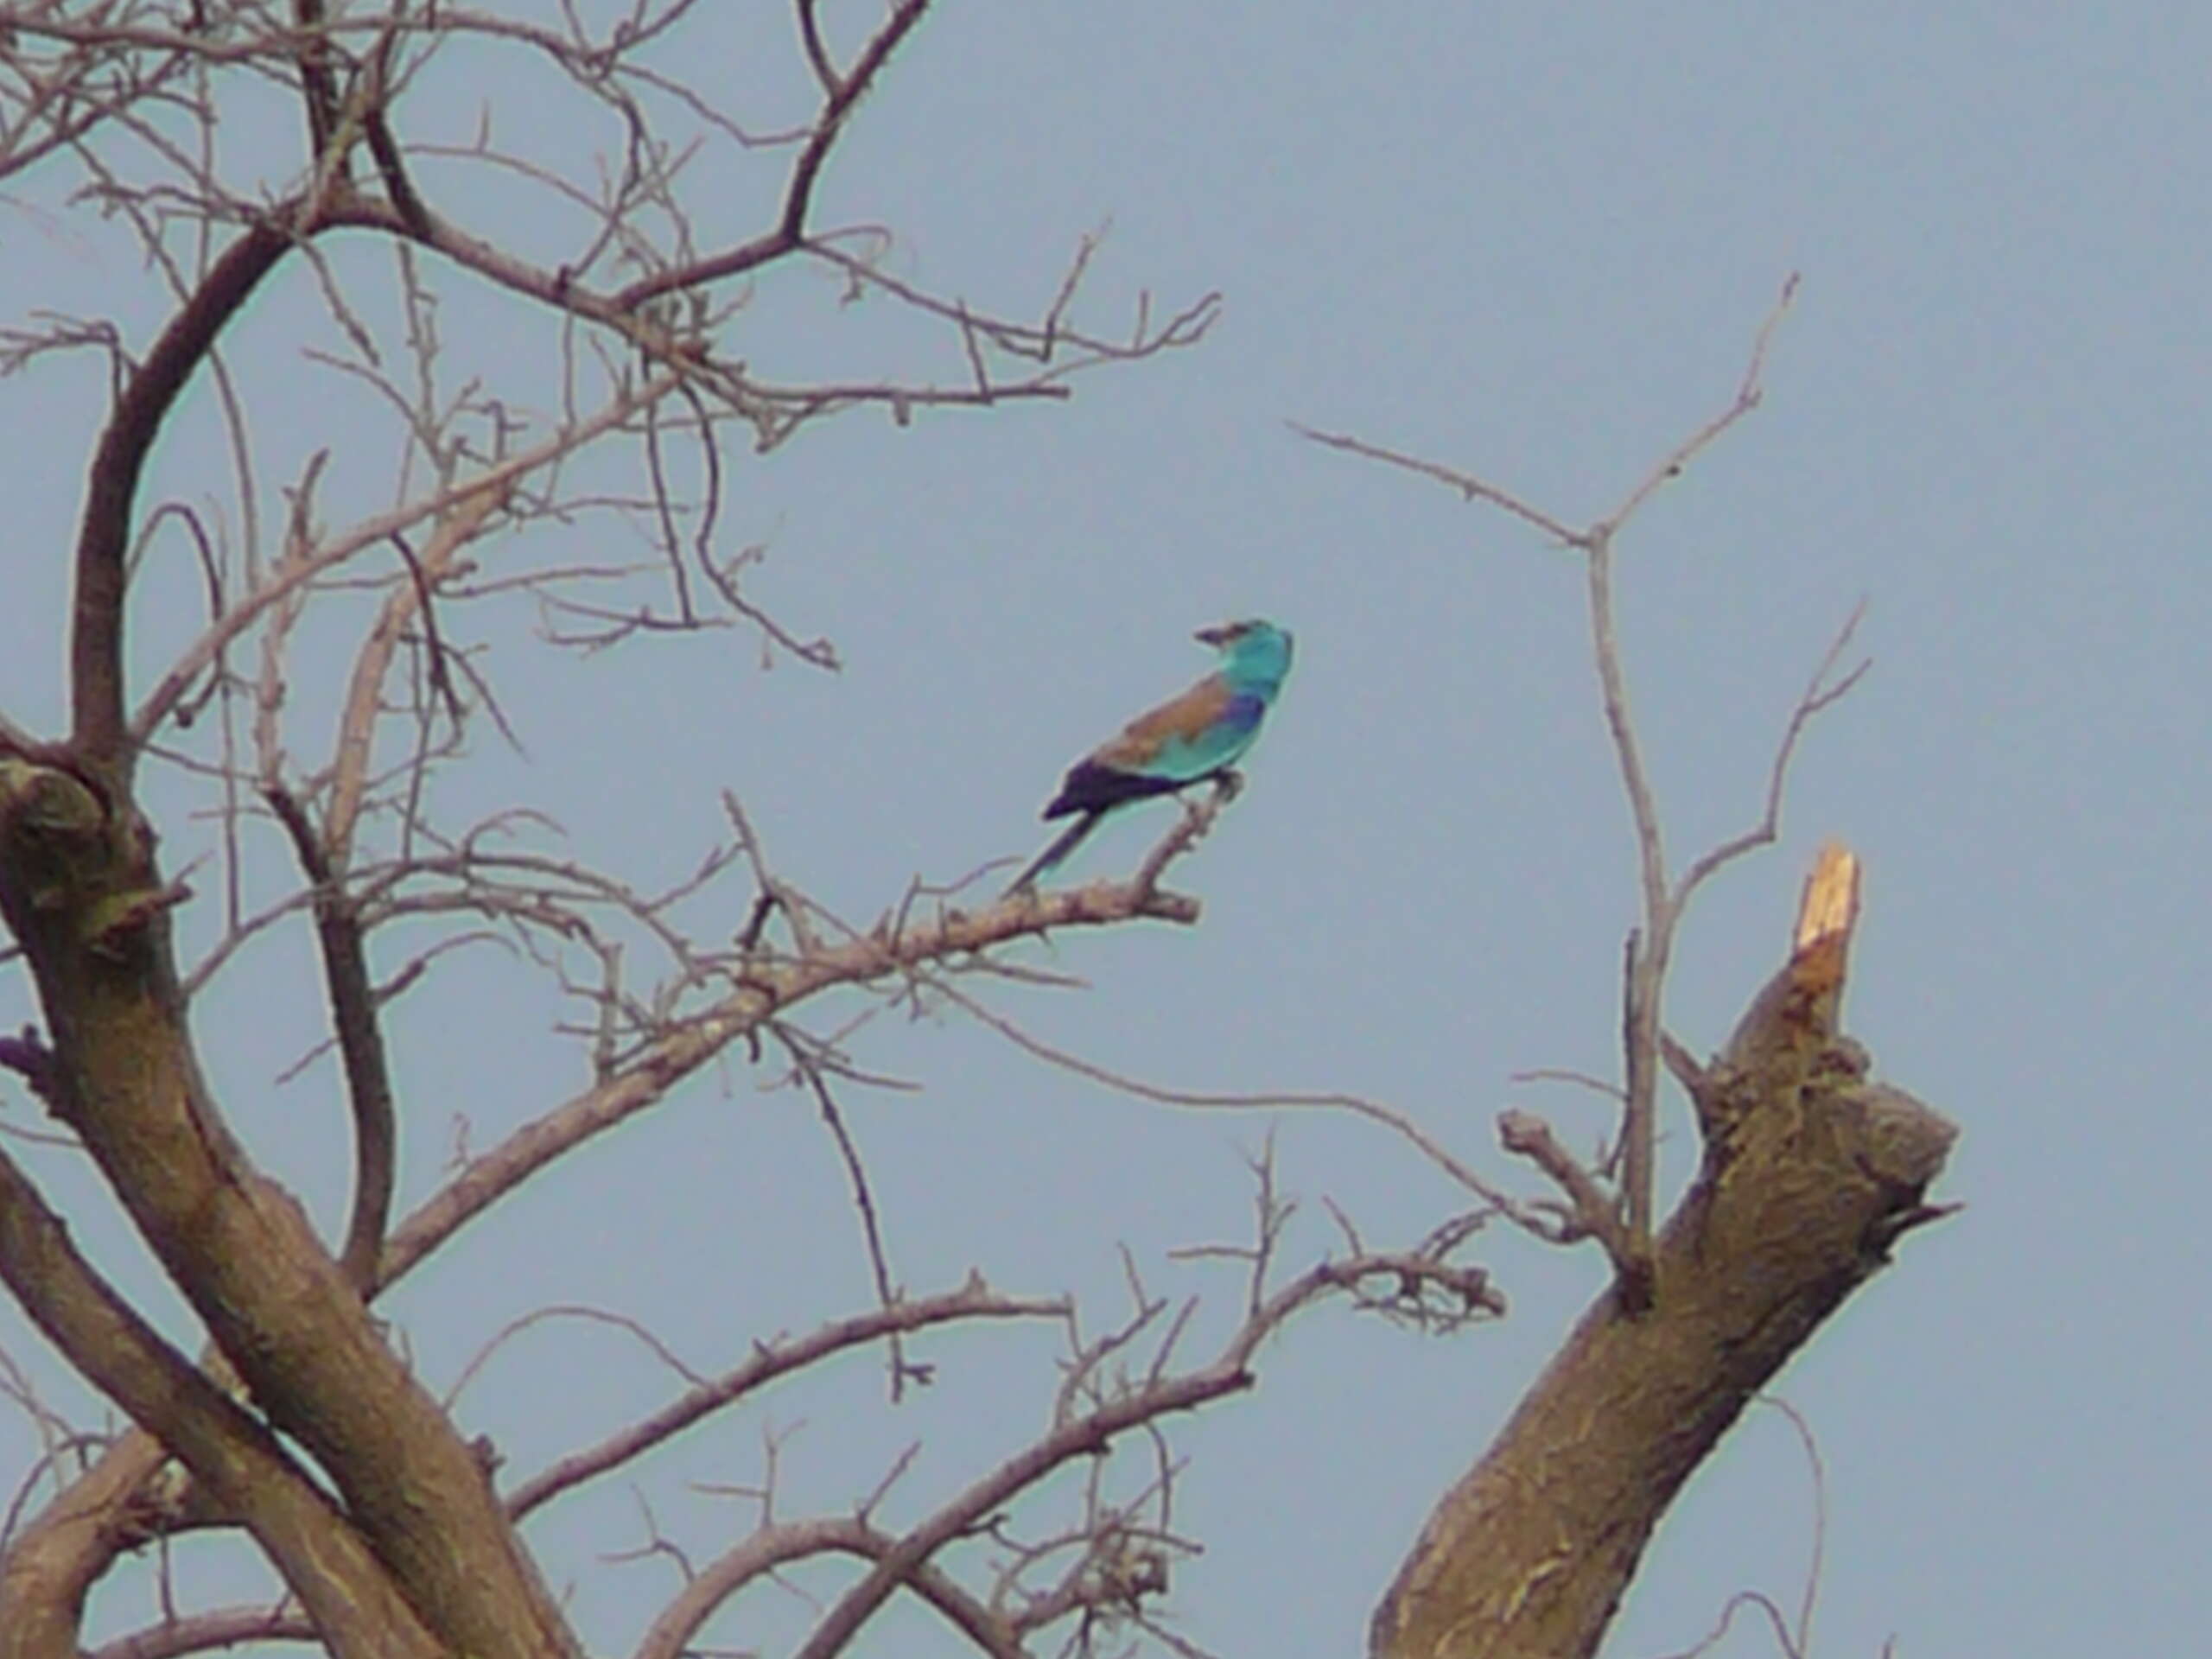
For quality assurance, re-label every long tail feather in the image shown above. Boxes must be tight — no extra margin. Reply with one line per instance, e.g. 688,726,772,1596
1007,810,1103,894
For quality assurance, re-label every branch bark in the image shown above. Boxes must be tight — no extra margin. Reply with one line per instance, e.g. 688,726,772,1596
71,219,292,771
264,785,394,1294
1370,847,1955,1659
0,758,580,1659
0,1147,443,1659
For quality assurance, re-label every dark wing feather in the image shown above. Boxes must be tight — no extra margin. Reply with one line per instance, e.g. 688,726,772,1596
1042,758,1188,820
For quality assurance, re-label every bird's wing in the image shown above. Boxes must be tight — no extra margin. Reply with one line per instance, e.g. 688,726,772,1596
1092,675,1247,771
1041,758,1186,819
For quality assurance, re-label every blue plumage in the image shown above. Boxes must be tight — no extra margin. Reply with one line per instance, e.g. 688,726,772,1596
1008,620,1293,892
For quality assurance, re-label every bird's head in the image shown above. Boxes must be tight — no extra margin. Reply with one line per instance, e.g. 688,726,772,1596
1196,618,1293,686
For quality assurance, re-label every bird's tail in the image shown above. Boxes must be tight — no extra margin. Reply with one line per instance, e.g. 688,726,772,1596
1006,811,1103,895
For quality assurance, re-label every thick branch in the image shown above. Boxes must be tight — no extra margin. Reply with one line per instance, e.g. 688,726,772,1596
72,218,293,769
0,760,580,1659
0,1148,442,1659
0,1437,169,1659
1371,850,1955,1659
92,1605,314,1659
265,785,394,1294
1585,529,1666,1266
290,0,341,161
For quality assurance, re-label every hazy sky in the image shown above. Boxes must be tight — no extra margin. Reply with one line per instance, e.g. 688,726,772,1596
3,4,2206,1656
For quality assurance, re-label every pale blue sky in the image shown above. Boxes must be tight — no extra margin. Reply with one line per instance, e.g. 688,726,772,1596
3,4,2206,1656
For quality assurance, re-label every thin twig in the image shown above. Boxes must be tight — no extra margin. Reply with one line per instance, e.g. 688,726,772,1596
924,974,1552,1236
775,1026,916,1400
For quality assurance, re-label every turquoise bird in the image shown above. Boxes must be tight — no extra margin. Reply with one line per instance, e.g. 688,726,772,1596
1008,619,1294,893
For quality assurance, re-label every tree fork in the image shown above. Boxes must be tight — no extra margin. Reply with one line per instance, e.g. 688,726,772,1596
0,757,580,1659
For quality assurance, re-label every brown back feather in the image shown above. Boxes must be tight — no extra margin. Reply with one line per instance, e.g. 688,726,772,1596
1091,676,1230,767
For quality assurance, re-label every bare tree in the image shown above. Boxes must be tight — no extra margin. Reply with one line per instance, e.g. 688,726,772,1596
0,7,1952,1659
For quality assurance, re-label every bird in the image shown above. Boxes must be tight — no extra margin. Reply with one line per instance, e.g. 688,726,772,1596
1007,619,1294,893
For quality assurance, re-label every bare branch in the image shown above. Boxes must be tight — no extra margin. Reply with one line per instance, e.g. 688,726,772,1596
1597,272,1802,533
134,385,666,747
637,1515,1022,1659
1497,1110,1631,1266
90,1605,314,1659
787,1247,1497,1659
1296,275,1812,1302
1508,1067,1626,1104
1757,1395,1830,1656
1648,1591,1807,1659
322,481,506,865
264,784,396,1295
776,1028,918,1398
290,0,341,162
925,972,1555,1237
1287,422,1579,544
1672,601,1872,911
1586,524,1665,1266
381,863,1204,1287
615,0,934,314
359,23,432,239
73,217,294,767
795,0,843,99
506,1281,1063,1519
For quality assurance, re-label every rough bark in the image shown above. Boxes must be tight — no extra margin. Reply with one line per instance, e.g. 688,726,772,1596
0,758,579,1659
0,1433,168,1659
0,1149,444,1659
1372,880,1956,1659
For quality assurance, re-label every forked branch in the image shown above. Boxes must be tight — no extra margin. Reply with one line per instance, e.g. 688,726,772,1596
264,785,395,1295
0,1146,441,1659
1297,275,1872,1300
614,0,933,313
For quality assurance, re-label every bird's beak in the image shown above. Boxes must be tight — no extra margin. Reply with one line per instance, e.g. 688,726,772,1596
1194,623,1235,646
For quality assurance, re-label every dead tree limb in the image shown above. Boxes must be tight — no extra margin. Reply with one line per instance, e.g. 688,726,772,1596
1371,846,1956,1659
